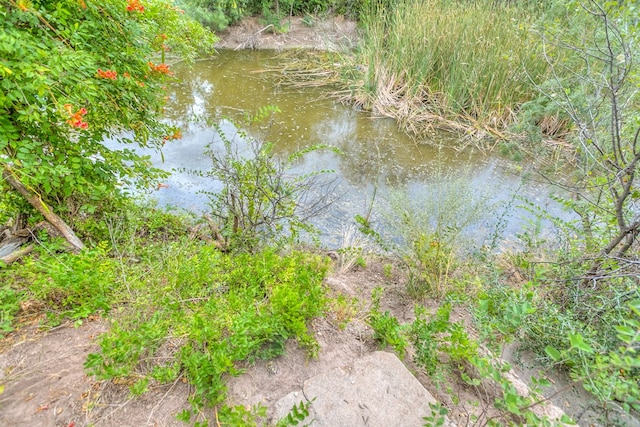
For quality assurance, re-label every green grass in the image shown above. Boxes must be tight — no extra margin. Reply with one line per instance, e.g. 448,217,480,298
353,0,555,133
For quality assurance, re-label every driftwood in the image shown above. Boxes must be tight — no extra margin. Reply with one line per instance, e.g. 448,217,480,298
2,169,84,251
0,220,62,264
0,244,34,265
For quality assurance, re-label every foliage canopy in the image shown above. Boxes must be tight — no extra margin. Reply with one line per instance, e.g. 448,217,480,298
0,0,216,220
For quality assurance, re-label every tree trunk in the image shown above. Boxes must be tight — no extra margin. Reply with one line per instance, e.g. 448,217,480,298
2,169,85,251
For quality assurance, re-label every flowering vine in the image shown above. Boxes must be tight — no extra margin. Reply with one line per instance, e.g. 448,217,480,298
126,0,144,12
97,68,117,80
162,128,182,144
148,61,174,76
63,104,88,129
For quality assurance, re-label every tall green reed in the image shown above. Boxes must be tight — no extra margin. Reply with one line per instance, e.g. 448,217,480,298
357,0,552,125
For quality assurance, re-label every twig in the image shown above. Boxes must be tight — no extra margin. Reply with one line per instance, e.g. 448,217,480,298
146,374,184,425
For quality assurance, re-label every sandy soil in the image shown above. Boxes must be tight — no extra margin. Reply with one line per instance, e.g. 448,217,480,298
214,16,358,51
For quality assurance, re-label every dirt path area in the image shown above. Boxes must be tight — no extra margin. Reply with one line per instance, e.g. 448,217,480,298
214,16,358,51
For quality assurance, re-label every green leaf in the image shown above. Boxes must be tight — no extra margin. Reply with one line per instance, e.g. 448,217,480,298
545,345,562,361
569,333,594,353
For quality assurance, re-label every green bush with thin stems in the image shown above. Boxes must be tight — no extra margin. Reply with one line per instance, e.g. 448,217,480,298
84,241,330,424
354,0,554,132
357,161,494,300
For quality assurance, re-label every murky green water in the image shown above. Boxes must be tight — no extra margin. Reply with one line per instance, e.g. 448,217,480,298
145,49,562,247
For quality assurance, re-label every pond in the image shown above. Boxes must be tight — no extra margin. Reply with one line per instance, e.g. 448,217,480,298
135,49,567,249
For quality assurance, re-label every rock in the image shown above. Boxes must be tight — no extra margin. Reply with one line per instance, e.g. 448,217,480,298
274,351,454,427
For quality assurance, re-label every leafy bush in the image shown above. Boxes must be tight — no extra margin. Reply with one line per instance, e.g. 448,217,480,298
198,106,337,252
411,304,477,375
366,287,408,356
85,243,329,424
0,0,216,232
357,163,493,299
0,283,23,337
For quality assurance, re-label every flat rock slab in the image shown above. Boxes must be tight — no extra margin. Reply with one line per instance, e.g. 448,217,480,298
275,351,453,427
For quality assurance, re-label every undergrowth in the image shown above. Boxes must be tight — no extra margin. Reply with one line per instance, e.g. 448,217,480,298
0,201,330,425
84,242,329,424
366,286,574,426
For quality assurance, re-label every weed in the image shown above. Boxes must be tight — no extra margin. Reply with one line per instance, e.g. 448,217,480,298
327,293,359,329
197,106,338,252
358,163,493,299
333,224,373,274
1,242,117,325
411,304,477,375
383,263,393,279
276,399,315,427
422,402,449,427
84,242,329,424
0,283,23,337
366,287,408,356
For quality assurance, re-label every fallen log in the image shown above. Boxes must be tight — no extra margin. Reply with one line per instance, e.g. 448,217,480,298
0,236,29,258
0,244,34,265
2,168,84,251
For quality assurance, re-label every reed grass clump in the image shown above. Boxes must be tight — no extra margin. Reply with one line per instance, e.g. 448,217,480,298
355,0,553,138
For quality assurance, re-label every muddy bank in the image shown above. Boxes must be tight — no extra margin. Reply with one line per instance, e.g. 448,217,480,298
214,16,358,51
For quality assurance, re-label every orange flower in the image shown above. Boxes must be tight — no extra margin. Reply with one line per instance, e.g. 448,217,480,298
64,104,88,129
126,0,144,12
148,61,174,76
97,68,117,80
162,129,182,143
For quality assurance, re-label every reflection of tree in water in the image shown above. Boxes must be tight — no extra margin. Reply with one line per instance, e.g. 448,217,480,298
165,51,278,123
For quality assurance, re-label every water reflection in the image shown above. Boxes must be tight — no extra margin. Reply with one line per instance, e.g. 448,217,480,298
147,49,565,247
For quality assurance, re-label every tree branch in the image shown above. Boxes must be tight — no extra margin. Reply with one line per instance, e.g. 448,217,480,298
2,168,85,251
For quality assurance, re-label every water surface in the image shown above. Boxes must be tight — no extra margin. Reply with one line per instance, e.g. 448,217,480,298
146,50,563,247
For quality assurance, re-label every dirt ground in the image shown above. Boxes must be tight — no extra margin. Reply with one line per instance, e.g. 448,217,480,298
213,15,358,51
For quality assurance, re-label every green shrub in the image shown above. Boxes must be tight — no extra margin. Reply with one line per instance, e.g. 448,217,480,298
198,106,337,252
366,287,408,356
0,243,118,325
358,163,493,299
0,283,23,337
85,245,329,423
411,304,477,375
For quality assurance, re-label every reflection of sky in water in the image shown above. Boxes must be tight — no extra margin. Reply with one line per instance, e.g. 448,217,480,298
111,50,573,248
